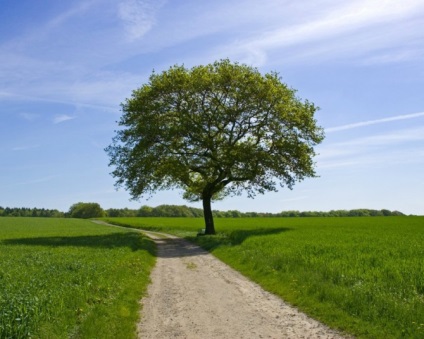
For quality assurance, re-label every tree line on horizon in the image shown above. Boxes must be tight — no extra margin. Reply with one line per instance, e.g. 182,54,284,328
0,204,406,219
0,206,64,218
105,205,406,218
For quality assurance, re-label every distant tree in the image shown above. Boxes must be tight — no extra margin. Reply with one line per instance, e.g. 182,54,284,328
188,206,204,217
106,60,324,234
348,210,361,217
68,202,105,219
369,210,382,216
106,208,122,217
137,205,152,217
105,208,137,217
212,210,225,218
288,210,300,217
50,209,64,218
229,210,241,218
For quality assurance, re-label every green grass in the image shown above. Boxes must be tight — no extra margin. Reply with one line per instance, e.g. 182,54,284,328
0,218,156,339
102,216,424,338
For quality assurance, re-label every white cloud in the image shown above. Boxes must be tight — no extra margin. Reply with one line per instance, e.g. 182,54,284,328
224,0,424,65
0,45,144,109
361,49,423,65
53,114,76,124
47,1,95,29
326,112,424,132
318,146,424,170
318,126,424,170
118,0,166,41
1,0,422,120
322,126,424,155
0,91,13,98
20,113,40,121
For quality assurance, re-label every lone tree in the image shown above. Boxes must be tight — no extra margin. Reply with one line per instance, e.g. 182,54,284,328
106,60,324,234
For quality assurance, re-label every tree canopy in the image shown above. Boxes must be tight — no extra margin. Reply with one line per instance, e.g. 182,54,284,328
106,59,324,234
67,202,105,219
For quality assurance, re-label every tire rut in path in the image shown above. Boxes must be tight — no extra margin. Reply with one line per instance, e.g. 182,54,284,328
137,231,347,339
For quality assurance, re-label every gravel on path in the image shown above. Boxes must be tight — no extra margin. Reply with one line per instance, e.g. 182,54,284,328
137,231,348,339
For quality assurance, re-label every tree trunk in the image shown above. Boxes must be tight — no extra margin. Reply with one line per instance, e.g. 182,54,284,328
202,195,216,234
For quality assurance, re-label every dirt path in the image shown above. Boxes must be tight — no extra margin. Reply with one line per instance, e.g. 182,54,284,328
137,231,347,339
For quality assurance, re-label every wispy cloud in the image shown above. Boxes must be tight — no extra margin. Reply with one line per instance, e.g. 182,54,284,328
224,0,424,65
326,112,424,132
361,49,424,65
279,196,308,203
12,145,40,151
118,0,166,41
0,2,150,109
47,1,95,29
20,113,40,121
1,90,118,112
53,114,76,124
322,126,424,155
319,146,424,170
0,91,13,98
318,126,424,169
2,0,419,112
16,175,60,186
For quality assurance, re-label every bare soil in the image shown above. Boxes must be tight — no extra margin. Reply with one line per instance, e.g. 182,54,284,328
137,231,348,339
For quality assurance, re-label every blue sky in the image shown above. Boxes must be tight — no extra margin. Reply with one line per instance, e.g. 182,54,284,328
1,0,423,215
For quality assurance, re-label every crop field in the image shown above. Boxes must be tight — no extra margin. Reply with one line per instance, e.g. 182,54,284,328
102,216,424,338
0,218,155,339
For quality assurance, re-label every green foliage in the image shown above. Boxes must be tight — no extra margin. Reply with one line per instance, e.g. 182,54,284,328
148,204,203,217
68,202,105,219
0,218,155,338
106,59,324,233
0,206,64,217
212,208,405,218
0,204,407,219
103,216,424,338
102,205,405,218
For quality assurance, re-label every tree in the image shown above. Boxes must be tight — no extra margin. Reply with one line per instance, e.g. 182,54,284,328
106,60,324,234
138,205,153,217
68,202,105,219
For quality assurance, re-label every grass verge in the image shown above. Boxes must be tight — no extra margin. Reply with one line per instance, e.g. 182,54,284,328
0,218,156,339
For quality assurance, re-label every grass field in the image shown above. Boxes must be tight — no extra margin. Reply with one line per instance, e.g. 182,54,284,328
0,218,155,339
102,216,424,338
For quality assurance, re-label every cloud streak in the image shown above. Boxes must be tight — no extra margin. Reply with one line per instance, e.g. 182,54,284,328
318,146,424,170
12,145,40,151
326,112,424,132
318,125,424,170
53,114,76,124
16,175,61,186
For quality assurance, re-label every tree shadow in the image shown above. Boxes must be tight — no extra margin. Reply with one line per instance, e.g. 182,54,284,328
191,227,293,251
2,227,292,260
2,232,156,256
152,237,210,258
134,228,292,259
